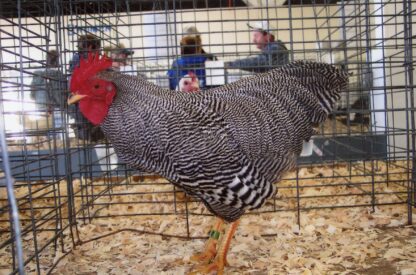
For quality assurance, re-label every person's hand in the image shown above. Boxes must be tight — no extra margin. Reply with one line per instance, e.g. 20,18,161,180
112,61,122,68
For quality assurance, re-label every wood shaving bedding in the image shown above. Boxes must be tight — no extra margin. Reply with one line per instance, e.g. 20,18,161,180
1,161,414,274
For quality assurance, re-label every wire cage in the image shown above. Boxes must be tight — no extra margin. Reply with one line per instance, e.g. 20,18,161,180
0,0,415,274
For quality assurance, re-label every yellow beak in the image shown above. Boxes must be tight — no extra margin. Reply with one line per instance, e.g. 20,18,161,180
68,94,87,105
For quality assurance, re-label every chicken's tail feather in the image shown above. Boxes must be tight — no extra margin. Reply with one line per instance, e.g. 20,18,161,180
281,60,349,123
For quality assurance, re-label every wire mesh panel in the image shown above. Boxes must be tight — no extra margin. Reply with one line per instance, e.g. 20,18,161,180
0,0,415,274
0,110,25,275
0,1,79,274
53,0,414,226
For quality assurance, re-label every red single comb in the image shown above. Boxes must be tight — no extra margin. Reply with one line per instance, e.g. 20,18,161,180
70,53,112,94
187,71,196,80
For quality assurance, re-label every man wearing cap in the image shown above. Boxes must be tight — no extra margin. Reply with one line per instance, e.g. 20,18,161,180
105,43,134,69
225,20,289,72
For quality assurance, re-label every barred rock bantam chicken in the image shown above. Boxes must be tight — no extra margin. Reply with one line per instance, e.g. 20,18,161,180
69,54,348,274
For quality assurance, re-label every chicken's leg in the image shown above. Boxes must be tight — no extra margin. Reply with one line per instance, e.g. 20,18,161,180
190,218,224,263
189,220,240,275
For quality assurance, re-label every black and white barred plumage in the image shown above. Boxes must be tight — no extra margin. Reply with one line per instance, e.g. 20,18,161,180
98,61,348,222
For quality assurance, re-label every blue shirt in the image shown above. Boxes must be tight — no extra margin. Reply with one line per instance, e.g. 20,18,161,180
167,55,208,90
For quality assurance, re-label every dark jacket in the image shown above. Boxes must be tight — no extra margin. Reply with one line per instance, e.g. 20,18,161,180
30,68,67,111
227,40,289,72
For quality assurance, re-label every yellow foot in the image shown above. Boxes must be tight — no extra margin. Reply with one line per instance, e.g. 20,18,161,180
188,260,225,275
190,241,217,263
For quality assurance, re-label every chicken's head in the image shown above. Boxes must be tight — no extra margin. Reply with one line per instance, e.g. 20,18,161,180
68,53,116,125
178,71,200,92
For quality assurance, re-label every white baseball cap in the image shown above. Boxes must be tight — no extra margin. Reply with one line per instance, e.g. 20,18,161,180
247,20,270,33
183,25,201,36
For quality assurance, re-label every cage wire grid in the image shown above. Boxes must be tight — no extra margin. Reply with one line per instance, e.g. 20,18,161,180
0,0,415,274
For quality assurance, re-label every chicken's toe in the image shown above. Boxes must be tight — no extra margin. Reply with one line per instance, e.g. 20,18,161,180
188,260,225,275
190,239,217,263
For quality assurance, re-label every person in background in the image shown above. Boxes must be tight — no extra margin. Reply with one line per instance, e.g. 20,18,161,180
183,26,217,61
104,43,134,69
31,50,66,112
30,50,66,131
69,33,101,72
225,20,289,72
68,33,105,142
167,34,208,90
30,50,68,136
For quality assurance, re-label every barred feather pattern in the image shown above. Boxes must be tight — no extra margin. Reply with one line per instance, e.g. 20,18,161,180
98,61,348,222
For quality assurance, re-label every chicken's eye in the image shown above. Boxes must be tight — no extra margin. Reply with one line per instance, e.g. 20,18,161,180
94,84,100,89
184,81,189,85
